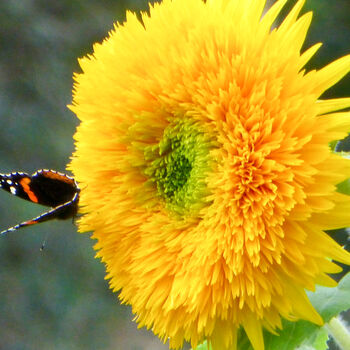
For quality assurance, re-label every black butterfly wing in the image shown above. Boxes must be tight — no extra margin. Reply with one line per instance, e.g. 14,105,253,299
0,172,36,202
0,192,79,236
0,170,78,207
29,170,79,207
0,169,80,235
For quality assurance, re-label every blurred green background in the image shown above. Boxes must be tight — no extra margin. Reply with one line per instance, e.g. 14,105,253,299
0,1,348,350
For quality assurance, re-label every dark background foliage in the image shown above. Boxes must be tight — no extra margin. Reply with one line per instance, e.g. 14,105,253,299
0,1,348,349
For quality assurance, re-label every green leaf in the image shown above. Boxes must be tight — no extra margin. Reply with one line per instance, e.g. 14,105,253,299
262,273,350,350
192,273,350,350
263,320,327,350
307,271,350,322
192,340,212,350
309,327,329,350
337,178,350,195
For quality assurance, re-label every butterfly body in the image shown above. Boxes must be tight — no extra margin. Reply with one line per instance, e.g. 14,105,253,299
0,169,80,235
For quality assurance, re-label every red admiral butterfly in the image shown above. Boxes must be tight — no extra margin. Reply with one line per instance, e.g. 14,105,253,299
0,169,80,235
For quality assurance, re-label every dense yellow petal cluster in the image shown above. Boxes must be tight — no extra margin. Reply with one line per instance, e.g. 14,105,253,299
69,0,350,349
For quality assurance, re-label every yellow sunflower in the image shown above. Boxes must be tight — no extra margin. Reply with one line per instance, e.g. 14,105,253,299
69,0,350,349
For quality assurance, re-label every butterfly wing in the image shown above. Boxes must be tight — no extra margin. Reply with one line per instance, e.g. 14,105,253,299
0,192,79,236
0,170,78,207
29,170,79,207
0,169,80,235
0,172,37,202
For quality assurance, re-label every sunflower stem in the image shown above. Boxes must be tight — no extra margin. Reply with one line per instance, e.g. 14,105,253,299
325,316,350,350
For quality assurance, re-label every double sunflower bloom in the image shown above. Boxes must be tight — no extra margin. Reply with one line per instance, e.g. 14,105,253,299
69,0,350,349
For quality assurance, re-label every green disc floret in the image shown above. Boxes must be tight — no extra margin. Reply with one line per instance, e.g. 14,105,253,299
144,118,216,216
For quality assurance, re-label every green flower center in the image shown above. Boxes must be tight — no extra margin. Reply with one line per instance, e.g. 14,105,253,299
156,153,192,199
144,118,216,216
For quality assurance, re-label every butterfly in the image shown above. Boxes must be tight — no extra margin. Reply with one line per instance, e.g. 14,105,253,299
0,169,80,235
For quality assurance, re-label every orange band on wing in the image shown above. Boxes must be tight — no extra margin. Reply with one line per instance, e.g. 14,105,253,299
24,220,37,225
19,178,39,203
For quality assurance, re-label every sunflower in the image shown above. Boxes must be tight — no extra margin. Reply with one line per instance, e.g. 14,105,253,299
69,0,350,349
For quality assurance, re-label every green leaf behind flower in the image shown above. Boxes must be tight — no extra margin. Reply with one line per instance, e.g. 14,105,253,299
193,341,212,350
307,271,350,323
192,273,350,350
337,178,350,196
